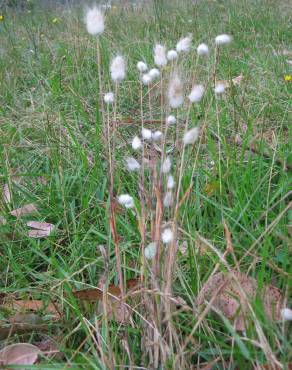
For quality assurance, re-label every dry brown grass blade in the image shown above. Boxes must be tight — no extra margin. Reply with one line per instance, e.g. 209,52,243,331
2,183,11,204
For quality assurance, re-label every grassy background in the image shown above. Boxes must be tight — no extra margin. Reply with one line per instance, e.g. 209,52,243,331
0,0,291,368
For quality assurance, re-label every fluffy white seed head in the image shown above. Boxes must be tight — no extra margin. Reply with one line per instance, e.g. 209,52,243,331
85,6,104,35
183,127,200,145
154,44,167,67
137,61,148,72
132,136,142,150
167,49,178,61
145,242,157,260
126,157,140,171
281,308,292,321
166,115,176,125
153,130,163,141
162,228,174,244
214,83,225,95
110,55,126,82
168,74,184,108
176,35,192,53
104,92,114,104
167,175,175,189
162,156,171,173
188,84,205,103
142,73,152,85
141,128,152,140
215,34,232,46
118,194,134,209
149,68,160,80
163,191,173,208
197,43,209,56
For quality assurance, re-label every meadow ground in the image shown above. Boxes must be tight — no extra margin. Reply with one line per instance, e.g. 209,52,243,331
0,0,291,368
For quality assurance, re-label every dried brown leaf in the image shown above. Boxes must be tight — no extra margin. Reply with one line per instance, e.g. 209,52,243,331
197,271,283,331
3,299,61,319
0,343,40,367
2,184,11,204
27,221,54,232
10,203,38,217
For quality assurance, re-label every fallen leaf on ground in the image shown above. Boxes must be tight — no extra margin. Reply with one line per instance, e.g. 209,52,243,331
73,278,139,323
0,343,40,367
10,203,38,217
2,299,61,319
197,271,283,331
217,74,243,89
2,184,11,204
27,221,54,231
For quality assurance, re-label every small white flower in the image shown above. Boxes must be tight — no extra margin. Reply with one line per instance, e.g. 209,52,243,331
197,43,209,56
163,191,173,207
154,44,167,67
110,55,126,82
132,136,142,150
141,128,152,140
137,61,148,72
142,73,152,85
118,194,134,209
166,115,176,125
153,130,163,141
188,84,204,103
214,83,225,95
167,175,175,189
126,157,140,171
183,127,200,145
281,308,292,321
176,35,192,53
167,49,178,61
162,156,171,173
104,92,114,104
168,74,184,109
85,6,104,35
215,34,232,46
145,242,157,259
162,228,174,244
149,68,160,80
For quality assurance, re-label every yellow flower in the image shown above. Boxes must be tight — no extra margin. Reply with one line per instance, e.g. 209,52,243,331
52,18,58,24
284,74,292,82
0,15,4,21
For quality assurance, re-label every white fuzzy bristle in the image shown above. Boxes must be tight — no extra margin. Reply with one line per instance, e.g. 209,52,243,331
142,73,152,85
149,68,160,80
197,43,209,56
167,175,175,189
166,115,176,125
154,44,167,67
188,84,204,103
118,194,134,209
162,156,171,173
110,55,126,82
145,242,157,259
163,191,173,208
183,127,200,145
104,92,114,104
215,34,232,45
214,83,226,95
85,6,104,35
153,130,163,141
176,35,192,53
162,228,174,244
281,308,292,321
168,74,184,109
126,157,140,171
167,49,178,61
132,136,142,150
137,61,148,72
141,128,152,140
